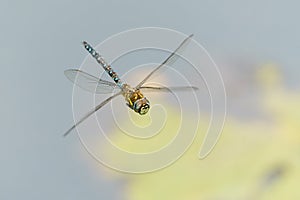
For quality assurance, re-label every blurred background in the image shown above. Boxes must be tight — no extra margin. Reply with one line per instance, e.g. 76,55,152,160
1,0,299,199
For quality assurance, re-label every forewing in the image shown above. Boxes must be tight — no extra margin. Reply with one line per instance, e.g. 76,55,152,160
63,91,122,137
135,34,193,89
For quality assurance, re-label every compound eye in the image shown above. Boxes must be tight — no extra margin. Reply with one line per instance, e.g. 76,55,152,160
139,104,150,115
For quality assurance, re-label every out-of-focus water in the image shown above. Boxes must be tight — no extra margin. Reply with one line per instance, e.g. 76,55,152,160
1,1,299,200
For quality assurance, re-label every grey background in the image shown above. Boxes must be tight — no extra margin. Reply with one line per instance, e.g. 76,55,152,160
1,0,299,199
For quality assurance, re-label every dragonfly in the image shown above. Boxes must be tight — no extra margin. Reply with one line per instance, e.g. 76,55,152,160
64,34,198,137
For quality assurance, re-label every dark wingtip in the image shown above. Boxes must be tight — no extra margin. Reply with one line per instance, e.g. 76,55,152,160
62,125,75,138
62,131,70,138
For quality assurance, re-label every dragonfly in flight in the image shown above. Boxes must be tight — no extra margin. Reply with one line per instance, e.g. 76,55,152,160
64,34,198,137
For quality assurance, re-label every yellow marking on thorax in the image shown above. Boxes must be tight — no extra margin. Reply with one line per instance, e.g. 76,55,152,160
124,90,144,107
121,84,145,107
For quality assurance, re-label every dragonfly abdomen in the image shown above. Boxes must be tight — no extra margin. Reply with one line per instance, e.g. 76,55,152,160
83,41,123,87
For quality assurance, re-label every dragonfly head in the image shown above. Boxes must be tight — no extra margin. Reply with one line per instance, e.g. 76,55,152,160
133,97,150,115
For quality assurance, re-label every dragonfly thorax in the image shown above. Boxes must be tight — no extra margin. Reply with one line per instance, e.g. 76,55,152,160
122,84,150,115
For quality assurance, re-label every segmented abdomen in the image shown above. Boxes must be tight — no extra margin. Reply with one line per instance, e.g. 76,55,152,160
83,41,123,86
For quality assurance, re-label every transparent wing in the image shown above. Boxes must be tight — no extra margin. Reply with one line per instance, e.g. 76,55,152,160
140,86,199,93
64,69,118,94
135,34,193,89
63,91,122,137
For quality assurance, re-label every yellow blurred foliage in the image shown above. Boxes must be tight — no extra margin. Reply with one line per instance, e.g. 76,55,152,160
103,64,300,200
